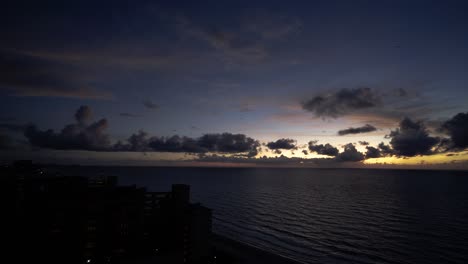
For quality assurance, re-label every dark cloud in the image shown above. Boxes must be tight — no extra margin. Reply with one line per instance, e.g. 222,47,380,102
302,87,380,118
365,146,381,159
359,141,369,146
147,135,205,153
441,112,468,150
145,133,260,157
397,88,408,97
302,150,308,155
0,50,111,99
116,131,259,157
25,120,111,151
143,100,159,109
23,106,261,157
75,105,92,124
434,138,452,153
388,118,439,157
273,149,282,155
114,131,151,152
378,142,394,156
308,141,339,156
338,124,377,136
266,138,296,150
336,143,365,162
24,106,111,151
197,133,260,156
293,142,367,163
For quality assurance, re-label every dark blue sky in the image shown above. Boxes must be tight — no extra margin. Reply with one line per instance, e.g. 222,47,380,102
1,0,467,167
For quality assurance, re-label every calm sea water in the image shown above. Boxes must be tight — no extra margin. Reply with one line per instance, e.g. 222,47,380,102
54,166,468,264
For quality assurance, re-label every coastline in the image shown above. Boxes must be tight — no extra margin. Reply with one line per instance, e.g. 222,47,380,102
212,233,302,264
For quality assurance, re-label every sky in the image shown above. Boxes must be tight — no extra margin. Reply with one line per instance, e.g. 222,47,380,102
1,0,468,169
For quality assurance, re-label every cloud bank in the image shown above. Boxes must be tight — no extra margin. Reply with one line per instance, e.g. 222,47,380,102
24,106,260,157
12,106,468,165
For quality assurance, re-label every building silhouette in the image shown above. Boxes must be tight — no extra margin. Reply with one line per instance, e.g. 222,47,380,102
3,161,213,264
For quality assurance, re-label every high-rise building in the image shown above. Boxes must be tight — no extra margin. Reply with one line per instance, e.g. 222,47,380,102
5,162,213,264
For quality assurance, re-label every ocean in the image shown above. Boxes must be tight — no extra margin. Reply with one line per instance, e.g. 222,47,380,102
53,166,468,264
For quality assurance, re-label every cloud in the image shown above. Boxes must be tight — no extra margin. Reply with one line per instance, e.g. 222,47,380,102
363,142,395,159
266,138,297,150
119,133,260,157
336,143,365,162
302,150,308,155
308,141,366,162
359,141,369,146
147,135,205,153
75,105,92,124
0,50,112,99
196,133,260,156
308,141,339,156
23,106,261,157
365,146,381,159
174,12,300,64
302,87,381,118
378,142,394,156
114,132,258,157
143,100,159,109
441,112,468,150
24,106,111,151
387,117,439,157
175,15,267,63
114,130,151,152
338,124,377,136
396,88,408,97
